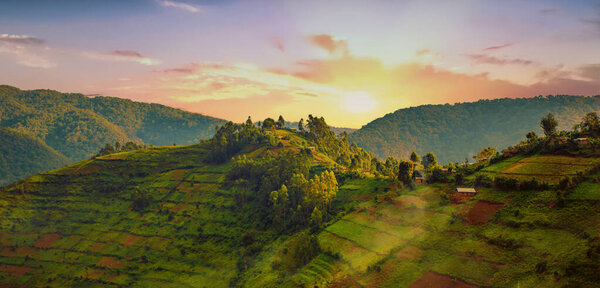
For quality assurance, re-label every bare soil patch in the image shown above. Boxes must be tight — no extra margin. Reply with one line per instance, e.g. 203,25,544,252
0,246,36,257
409,271,480,288
464,201,504,225
122,235,139,247
396,246,424,260
97,257,124,269
0,265,33,276
34,233,60,249
91,242,106,252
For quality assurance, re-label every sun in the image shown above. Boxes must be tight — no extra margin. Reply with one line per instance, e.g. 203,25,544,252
341,91,377,113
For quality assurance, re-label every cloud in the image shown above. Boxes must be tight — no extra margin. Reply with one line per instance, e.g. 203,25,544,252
0,45,56,68
466,54,533,66
0,34,45,46
85,50,160,65
158,0,201,13
0,34,54,68
308,34,349,56
415,49,431,56
270,36,285,53
578,64,600,81
483,43,513,51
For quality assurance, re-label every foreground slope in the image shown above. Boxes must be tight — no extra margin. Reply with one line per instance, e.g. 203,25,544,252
2,126,600,287
350,95,600,163
0,127,70,186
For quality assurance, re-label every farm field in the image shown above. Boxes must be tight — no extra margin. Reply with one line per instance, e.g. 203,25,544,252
474,155,600,185
2,138,600,287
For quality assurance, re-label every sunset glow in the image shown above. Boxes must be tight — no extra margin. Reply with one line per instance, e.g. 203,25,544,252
1,0,599,127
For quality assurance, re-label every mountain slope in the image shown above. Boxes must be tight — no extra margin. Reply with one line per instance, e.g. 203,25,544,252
0,127,70,186
350,95,600,163
0,85,226,185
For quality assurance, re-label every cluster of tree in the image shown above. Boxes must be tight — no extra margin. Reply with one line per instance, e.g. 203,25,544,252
207,119,274,163
227,151,339,232
503,112,600,157
303,115,373,171
96,141,143,156
350,95,600,163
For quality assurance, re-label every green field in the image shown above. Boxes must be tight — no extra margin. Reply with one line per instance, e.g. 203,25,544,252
473,155,600,185
2,133,600,287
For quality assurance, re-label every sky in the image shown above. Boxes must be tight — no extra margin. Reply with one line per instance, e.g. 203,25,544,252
1,0,600,128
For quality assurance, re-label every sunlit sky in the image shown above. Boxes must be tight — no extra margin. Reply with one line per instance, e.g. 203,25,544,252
1,0,600,128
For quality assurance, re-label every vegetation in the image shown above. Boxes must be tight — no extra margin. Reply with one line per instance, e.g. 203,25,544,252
0,85,225,184
350,95,600,163
4,93,600,287
0,127,70,186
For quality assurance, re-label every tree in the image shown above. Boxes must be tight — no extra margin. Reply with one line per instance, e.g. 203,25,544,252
276,115,285,129
310,207,322,227
421,152,438,170
298,118,305,132
474,146,497,163
245,116,253,127
580,112,600,135
398,160,415,184
540,113,558,137
526,131,537,142
410,151,420,163
262,118,276,129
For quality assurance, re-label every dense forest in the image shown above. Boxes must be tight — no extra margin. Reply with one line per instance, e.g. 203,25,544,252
0,127,69,185
0,85,225,184
350,95,600,163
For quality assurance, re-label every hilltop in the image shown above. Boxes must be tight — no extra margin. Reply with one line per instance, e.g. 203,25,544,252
2,115,600,287
350,95,600,163
0,85,225,184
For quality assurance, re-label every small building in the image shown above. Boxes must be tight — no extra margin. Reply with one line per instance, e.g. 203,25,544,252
576,138,589,145
307,146,316,151
456,187,477,197
415,177,427,184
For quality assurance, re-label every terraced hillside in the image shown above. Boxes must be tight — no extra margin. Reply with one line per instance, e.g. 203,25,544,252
0,126,369,287
472,155,600,186
2,129,600,287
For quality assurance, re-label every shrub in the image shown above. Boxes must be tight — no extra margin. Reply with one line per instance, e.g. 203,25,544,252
276,231,321,270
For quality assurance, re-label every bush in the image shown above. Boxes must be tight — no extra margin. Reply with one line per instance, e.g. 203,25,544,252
475,174,493,187
275,231,321,270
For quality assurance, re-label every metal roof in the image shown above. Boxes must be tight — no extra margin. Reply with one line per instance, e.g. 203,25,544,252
456,187,476,193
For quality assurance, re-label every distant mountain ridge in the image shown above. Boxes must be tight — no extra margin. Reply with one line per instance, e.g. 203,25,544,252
350,95,600,163
0,85,226,184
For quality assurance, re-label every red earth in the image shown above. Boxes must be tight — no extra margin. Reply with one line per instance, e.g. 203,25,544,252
464,201,505,225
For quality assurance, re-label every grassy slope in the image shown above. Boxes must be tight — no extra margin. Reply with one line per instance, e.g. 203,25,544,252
2,136,600,287
242,155,600,287
0,129,338,287
0,127,70,186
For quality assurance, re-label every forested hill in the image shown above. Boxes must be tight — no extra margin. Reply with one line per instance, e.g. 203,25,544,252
350,95,600,163
0,85,225,184
0,127,70,186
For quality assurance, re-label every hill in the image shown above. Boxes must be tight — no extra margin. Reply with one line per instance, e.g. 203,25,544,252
0,128,70,186
1,119,600,287
349,95,600,163
0,85,226,184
